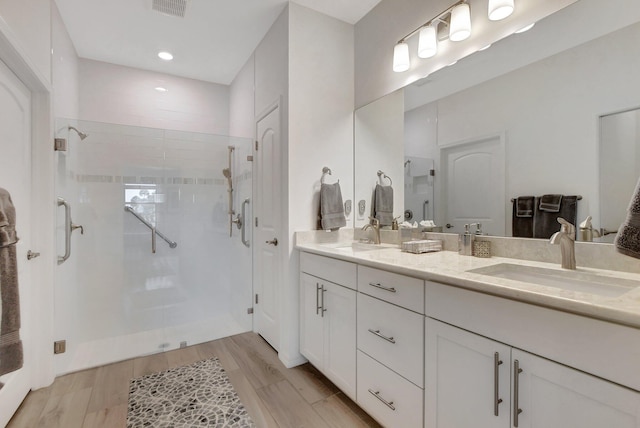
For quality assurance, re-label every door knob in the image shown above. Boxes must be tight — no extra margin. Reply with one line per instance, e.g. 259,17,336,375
266,238,278,246
446,223,454,229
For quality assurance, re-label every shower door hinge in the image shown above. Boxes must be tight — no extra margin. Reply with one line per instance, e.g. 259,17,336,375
247,307,254,314
255,217,258,227
54,340,66,354
255,294,259,304
255,141,258,151
247,155,253,162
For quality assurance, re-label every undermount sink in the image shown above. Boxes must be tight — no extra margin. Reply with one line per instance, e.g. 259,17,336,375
468,263,639,298
324,241,396,252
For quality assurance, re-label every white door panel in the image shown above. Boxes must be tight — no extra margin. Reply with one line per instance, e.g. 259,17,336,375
442,135,505,236
0,57,32,426
254,105,281,349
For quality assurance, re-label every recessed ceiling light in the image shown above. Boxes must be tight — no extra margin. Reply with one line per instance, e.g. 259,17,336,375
515,23,535,34
155,87,168,92
448,60,458,66
479,44,492,51
158,51,173,61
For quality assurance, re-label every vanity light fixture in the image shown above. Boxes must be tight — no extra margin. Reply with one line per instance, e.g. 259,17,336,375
392,0,519,72
158,51,173,61
488,0,514,21
449,2,471,41
515,22,535,33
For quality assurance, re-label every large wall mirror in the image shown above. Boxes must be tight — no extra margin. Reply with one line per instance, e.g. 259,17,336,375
355,18,640,243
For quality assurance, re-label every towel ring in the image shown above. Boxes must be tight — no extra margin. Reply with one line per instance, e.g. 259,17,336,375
377,170,392,186
321,167,338,184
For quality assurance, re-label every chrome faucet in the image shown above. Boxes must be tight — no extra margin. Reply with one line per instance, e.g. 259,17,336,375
362,217,381,244
550,217,576,270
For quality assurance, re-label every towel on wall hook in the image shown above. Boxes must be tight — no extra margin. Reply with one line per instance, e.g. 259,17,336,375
319,167,346,230
0,187,23,389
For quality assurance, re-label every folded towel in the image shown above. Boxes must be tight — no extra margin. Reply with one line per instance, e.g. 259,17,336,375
615,177,640,259
516,196,534,218
0,188,23,389
539,194,563,212
533,195,578,239
374,184,394,226
319,182,346,231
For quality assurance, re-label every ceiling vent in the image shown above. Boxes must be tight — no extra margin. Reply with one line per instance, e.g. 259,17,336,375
151,0,189,18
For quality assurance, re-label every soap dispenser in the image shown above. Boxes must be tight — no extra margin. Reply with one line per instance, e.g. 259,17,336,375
458,224,474,256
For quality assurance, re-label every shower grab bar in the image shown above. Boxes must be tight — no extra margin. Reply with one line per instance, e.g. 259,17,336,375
57,197,84,265
241,198,250,248
124,206,177,253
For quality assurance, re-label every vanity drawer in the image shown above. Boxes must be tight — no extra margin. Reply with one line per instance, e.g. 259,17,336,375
357,350,423,428
300,252,357,290
358,293,424,387
358,265,424,313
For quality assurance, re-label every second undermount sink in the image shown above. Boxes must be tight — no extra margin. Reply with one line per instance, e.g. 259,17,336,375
324,241,396,253
468,263,639,298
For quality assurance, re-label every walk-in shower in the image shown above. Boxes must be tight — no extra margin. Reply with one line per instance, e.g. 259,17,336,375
53,119,253,375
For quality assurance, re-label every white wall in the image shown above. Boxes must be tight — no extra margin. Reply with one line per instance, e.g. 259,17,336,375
404,22,640,234
354,0,577,108
0,0,51,83
229,55,255,139
51,3,78,120
78,59,230,135
285,3,355,366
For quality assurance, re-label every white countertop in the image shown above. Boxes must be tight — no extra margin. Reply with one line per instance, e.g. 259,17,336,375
296,241,640,329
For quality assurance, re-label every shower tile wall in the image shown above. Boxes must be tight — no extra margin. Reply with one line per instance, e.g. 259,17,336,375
54,119,252,375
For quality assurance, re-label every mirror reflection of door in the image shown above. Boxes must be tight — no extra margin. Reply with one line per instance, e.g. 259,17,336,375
441,135,505,236
600,108,640,243
403,156,435,223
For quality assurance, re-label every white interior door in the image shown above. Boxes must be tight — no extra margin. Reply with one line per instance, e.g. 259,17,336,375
441,135,505,236
254,104,281,350
0,58,32,426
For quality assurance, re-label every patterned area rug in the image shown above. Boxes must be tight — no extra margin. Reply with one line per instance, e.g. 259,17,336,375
127,357,256,427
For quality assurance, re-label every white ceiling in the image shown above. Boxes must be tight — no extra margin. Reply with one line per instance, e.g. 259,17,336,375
54,0,381,85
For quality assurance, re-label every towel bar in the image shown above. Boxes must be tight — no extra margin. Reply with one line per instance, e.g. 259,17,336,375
510,195,582,202
377,170,393,186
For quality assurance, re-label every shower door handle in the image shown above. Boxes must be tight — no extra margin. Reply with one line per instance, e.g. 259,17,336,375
266,238,278,246
57,197,83,265
240,198,250,248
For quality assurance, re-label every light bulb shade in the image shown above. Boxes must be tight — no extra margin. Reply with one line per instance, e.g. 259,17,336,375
488,0,514,21
450,3,471,42
393,42,410,72
418,26,438,58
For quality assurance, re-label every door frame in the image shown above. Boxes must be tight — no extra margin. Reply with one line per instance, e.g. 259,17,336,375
0,18,56,396
439,132,506,235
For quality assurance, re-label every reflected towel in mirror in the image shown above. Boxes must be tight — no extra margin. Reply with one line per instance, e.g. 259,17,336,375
374,184,394,226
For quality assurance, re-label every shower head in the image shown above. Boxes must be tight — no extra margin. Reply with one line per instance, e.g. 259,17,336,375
68,126,88,141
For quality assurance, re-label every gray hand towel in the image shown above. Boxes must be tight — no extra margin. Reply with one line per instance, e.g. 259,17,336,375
516,196,534,218
533,195,578,239
539,194,563,212
615,177,640,259
374,184,394,226
512,196,534,237
320,182,346,231
0,188,23,389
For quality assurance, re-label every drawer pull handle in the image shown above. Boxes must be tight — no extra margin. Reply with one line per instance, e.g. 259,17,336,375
368,389,396,411
368,329,396,344
368,282,397,293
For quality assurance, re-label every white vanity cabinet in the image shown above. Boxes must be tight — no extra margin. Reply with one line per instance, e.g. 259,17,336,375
299,252,357,400
426,297,640,428
356,266,425,427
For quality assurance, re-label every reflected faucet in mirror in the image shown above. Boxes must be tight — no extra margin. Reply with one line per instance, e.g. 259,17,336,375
550,217,576,270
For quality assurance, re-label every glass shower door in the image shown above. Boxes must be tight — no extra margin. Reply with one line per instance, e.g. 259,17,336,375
53,119,253,375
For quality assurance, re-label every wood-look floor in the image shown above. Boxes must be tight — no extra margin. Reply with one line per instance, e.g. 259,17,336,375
7,332,382,428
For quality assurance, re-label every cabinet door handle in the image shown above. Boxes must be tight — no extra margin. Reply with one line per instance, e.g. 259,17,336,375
513,359,523,427
368,329,396,344
316,283,322,315
321,286,327,317
368,282,397,293
494,352,503,416
368,389,396,411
